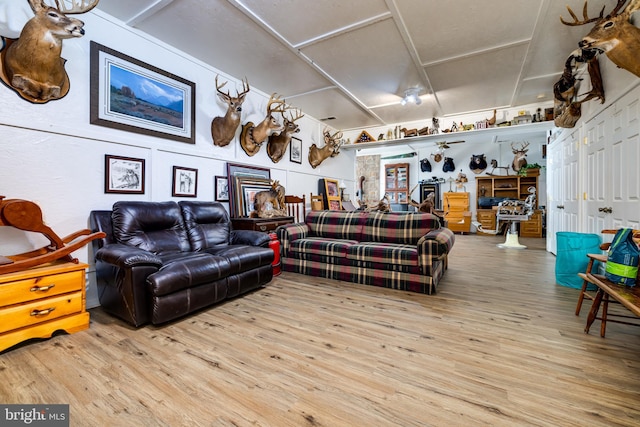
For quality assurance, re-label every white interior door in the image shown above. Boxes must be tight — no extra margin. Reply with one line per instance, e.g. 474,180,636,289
546,136,564,254
562,129,581,231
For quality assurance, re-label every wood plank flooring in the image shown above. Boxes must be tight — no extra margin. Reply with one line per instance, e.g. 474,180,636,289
1,234,639,426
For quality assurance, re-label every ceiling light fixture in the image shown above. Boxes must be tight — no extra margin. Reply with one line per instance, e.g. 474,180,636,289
401,87,422,106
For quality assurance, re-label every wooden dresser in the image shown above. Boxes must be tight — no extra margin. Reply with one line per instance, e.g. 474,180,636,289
0,262,90,352
443,192,471,234
231,216,294,233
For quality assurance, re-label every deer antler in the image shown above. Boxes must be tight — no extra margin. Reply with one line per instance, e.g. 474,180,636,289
266,93,287,115
560,1,606,26
287,108,305,123
53,0,100,14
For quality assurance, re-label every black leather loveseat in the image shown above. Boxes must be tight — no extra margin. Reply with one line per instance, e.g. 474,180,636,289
89,201,273,327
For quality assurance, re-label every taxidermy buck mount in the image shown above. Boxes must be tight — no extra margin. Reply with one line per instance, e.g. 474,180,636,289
0,0,99,103
308,128,343,169
239,93,288,157
560,0,640,78
511,142,529,172
266,108,304,163
211,75,250,147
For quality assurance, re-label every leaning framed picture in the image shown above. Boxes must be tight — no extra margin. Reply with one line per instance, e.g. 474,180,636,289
290,137,302,164
215,176,229,202
172,166,198,197
90,41,196,144
323,178,342,210
226,162,270,217
104,155,145,194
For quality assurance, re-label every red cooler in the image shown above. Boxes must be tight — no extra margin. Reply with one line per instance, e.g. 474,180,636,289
268,233,281,276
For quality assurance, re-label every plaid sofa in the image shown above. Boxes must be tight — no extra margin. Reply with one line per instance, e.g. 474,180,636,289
276,210,455,294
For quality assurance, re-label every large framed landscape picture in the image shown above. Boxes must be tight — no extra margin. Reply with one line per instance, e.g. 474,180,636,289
90,41,196,144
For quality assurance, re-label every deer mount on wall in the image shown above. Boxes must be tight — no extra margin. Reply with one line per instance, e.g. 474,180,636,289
239,93,289,157
266,108,304,163
0,0,99,103
308,128,343,169
554,0,640,127
210,75,250,147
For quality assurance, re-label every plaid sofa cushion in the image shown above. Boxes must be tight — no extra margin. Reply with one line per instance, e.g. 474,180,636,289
361,211,442,244
347,242,418,266
290,237,358,259
305,210,367,241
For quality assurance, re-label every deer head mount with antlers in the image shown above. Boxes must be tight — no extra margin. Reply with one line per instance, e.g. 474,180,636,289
266,108,304,163
308,128,343,169
239,93,288,157
560,0,640,78
0,0,99,103
211,75,250,147
511,142,530,172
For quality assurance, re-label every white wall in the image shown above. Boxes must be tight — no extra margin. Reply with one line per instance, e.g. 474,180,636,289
0,9,355,307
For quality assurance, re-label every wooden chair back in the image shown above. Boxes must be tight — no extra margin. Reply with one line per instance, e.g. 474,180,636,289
284,194,306,222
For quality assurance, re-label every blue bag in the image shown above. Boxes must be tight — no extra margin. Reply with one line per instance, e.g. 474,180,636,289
605,228,639,286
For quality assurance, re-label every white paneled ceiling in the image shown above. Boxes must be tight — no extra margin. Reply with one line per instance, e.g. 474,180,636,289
89,1,624,129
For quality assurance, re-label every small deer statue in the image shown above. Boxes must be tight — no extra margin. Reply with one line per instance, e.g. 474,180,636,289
561,0,640,78
1,0,99,103
308,129,344,169
210,75,250,147
239,93,288,157
266,108,304,163
511,142,529,173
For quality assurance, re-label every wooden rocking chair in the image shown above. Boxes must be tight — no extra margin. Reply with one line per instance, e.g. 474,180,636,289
0,196,105,275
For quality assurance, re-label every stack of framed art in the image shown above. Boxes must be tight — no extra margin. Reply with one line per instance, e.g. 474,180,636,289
225,162,271,217
320,178,342,210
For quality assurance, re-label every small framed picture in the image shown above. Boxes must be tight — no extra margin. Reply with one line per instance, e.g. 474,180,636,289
172,166,198,197
215,176,229,201
290,137,302,164
105,155,145,194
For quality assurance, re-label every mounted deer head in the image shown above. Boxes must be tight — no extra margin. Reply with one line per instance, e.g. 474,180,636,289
0,0,99,103
561,0,640,77
211,75,249,147
511,142,529,172
266,108,304,163
239,93,288,157
308,128,343,169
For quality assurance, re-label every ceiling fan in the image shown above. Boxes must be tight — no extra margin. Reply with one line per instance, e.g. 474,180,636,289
435,140,465,150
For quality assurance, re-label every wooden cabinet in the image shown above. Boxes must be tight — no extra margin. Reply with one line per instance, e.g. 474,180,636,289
231,217,294,233
475,174,538,209
444,192,471,233
0,262,90,352
385,163,409,204
520,210,543,238
475,174,540,236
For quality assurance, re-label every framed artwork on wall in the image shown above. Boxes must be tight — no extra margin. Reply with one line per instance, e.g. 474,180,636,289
172,166,198,197
215,176,229,202
290,137,302,164
90,41,196,144
323,178,342,210
226,162,270,217
104,155,145,194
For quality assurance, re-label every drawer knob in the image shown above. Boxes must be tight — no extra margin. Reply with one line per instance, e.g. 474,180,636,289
30,307,56,316
30,284,55,292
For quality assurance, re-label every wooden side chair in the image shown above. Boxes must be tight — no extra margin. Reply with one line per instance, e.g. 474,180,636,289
284,194,306,223
310,193,324,211
576,229,640,316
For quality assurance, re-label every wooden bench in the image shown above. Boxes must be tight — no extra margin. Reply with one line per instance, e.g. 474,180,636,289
583,272,640,337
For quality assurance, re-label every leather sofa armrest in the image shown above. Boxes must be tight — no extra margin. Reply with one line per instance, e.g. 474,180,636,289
95,243,163,268
230,230,271,247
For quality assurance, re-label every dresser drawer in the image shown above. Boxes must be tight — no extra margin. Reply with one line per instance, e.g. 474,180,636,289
0,291,83,334
0,270,84,307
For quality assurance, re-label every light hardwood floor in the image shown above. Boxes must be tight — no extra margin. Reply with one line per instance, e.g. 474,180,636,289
1,234,639,426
